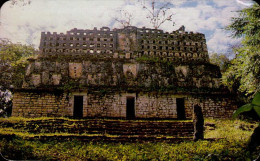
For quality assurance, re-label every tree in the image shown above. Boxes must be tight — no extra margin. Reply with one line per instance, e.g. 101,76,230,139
0,39,36,89
252,0,260,6
223,4,260,98
114,10,134,28
227,4,260,159
114,0,174,29
0,39,36,117
0,88,12,117
140,0,174,29
209,53,230,73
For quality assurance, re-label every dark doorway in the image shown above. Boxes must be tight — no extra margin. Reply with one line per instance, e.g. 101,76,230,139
126,97,135,119
73,96,83,118
176,98,186,119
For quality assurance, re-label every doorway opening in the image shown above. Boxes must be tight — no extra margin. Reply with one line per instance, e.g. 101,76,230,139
126,97,135,119
176,98,186,119
73,95,83,118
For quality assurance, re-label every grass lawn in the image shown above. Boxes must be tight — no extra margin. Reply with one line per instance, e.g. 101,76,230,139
0,118,259,160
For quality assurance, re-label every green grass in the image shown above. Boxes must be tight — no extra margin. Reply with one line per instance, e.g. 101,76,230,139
0,116,193,122
205,119,257,141
0,116,73,122
0,118,259,160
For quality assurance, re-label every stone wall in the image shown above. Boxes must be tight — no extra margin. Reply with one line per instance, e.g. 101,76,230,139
135,93,177,118
83,93,126,118
39,26,209,62
83,93,177,118
184,96,237,119
12,91,236,119
23,58,221,91
12,26,237,119
12,91,70,117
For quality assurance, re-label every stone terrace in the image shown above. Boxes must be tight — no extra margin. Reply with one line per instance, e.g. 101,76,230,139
0,118,194,143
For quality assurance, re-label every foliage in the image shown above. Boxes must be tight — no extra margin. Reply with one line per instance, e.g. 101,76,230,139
233,91,260,119
209,53,230,73
0,119,258,160
0,88,12,118
58,79,82,91
223,4,260,97
0,39,37,89
136,55,161,63
0,39,36,117
232,91,260,160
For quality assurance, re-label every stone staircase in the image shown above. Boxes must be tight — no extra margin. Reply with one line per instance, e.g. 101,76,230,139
0,118,194,142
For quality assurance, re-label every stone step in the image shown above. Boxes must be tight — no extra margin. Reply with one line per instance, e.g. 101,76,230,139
0,119,194,137
28,135,193,143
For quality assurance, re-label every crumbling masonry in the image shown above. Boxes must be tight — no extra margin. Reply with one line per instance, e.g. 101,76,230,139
12,26,237,119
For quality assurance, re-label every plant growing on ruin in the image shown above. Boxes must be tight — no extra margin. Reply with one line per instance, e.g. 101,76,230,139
114,0,174,29
140,0,174,29
114,10,134,28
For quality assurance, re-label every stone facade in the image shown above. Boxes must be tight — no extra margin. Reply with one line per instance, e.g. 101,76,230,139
12,91,236,119
12,91,69,117
39,26,208,62
12,26,237,119
23,59,220,89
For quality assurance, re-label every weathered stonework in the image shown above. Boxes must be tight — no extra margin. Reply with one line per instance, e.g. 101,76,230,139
12,26,237,119
12,90,236,119
12,91,69,117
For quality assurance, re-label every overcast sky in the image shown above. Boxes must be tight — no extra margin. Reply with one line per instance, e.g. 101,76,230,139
0,0,255,56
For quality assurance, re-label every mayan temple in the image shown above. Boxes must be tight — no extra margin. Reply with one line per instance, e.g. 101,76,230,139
11,26,237,119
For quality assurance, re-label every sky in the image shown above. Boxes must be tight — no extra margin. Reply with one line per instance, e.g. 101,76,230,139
0,0,255,56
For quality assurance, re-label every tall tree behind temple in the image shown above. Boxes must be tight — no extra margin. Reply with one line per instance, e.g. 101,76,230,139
209,53,230,73
223,3,260,99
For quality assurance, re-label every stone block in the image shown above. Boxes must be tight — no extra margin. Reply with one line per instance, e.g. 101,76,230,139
32,74,41,86
52,74,62,85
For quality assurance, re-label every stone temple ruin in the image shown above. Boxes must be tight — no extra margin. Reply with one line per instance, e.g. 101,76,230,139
12,26,237,119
